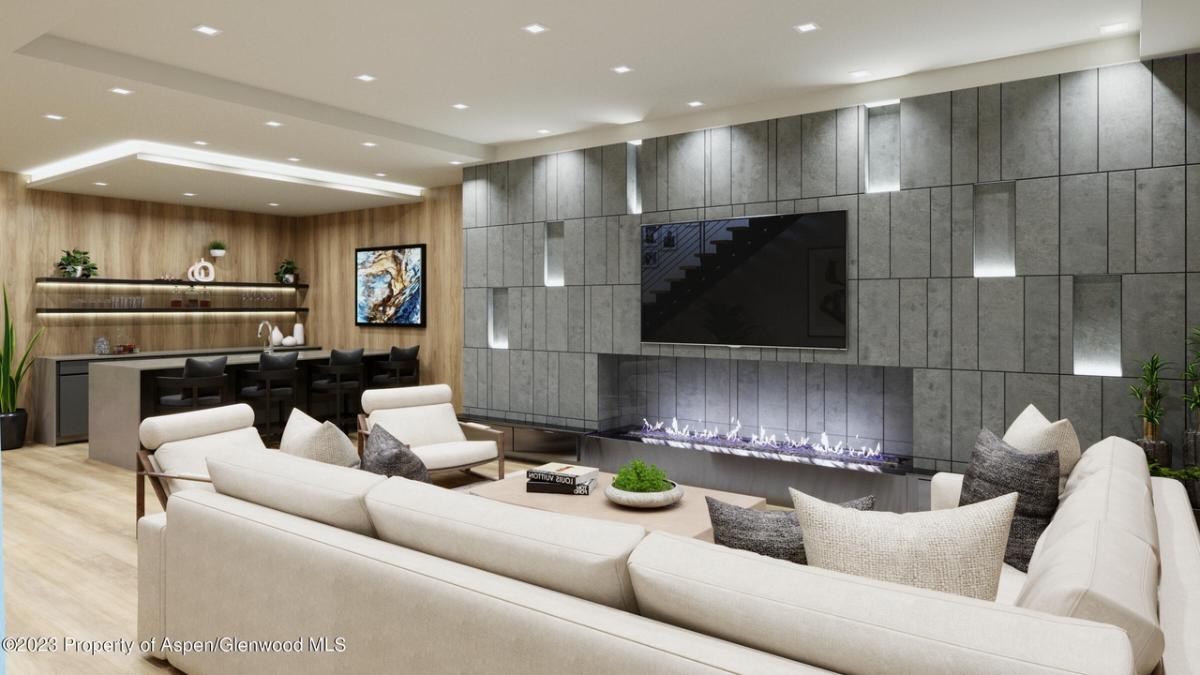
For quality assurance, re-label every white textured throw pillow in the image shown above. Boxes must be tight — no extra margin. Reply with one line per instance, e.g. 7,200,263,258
1003,404,1081,492
791,488,1017,601
279,408,359,468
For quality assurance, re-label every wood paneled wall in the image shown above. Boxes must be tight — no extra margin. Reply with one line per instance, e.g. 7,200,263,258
297,184,463,408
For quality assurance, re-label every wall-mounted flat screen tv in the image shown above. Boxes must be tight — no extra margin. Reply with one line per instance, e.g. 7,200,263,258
640,211,847,349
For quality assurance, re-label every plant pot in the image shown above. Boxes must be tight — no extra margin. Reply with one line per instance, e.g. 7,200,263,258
0,409,29,450
281,273,296,284
1139,438,1172,467
209,249,226,258
605,480,684,509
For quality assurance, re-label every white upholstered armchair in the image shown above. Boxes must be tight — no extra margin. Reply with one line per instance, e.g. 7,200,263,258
137,403,267,520
358,384,504,479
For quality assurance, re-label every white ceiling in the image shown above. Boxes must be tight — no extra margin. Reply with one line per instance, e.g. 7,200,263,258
0,0,1194,215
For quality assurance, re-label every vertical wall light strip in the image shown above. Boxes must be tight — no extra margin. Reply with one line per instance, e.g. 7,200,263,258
626,141,642,215
487,288,509,349
972,181,1017,277
1072,275,1122,376
543,221,565,286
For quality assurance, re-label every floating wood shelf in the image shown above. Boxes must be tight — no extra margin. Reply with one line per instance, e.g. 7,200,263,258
36,307,309,315
35,277,309,290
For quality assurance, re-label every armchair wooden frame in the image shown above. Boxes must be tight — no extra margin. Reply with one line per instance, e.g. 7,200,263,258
136,445,213,522
357,414,505,480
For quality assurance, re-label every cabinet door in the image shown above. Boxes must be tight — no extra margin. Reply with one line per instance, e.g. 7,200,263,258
57,373,90,440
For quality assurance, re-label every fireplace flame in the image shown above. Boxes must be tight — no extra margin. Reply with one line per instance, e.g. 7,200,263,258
639,417,884,460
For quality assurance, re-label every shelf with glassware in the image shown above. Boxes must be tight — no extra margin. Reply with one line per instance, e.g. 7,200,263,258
33,277,308,315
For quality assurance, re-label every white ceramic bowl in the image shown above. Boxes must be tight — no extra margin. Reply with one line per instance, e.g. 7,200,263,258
605,480,684,508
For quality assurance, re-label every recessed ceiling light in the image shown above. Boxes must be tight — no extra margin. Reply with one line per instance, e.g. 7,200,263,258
192,140,209,146
849,70,871,79
452,103,470,110
522,23,547,34
43,113,65,121
1099,22,1129,34
611,65,633,74
287,157,300,162
687,101,704,107
109,87,133,95
354,74,377,82
93,181,107,187
182,192,197,197
192,24,222,36
628,139,643,146
537,129,551,135
265,120,282,127
374,172,387,177
267,202,279,207
794,22,820,33
362,141,377,147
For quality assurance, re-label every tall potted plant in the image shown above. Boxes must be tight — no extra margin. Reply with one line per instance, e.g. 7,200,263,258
1,286,44,449
1129,354,1170,465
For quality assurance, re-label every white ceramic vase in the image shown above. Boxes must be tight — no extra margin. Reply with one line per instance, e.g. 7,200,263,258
270,326,284,347
292,322,305,345
604,480,684,509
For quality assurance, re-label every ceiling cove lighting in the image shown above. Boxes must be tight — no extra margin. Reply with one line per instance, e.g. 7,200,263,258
265,120,283,127
611,65,633,74
449,161,464,165
687,101,704,108
794,23,820,33
43,113,65,121
628,139,643,146
354,74,377,82
522,23,547,34
109,87,133,95
1099,22,1129,34
451,103,470,110
192,25,222,37
22,140,425,200
864,98,900,108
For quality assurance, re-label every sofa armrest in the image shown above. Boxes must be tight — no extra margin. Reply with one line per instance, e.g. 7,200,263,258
137,513,168,659
459,422,504,478
931,472,964,510
1152,477,1200,675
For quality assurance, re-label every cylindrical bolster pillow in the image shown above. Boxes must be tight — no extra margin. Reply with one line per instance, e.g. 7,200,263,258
139,403,256,449
361,383,452,414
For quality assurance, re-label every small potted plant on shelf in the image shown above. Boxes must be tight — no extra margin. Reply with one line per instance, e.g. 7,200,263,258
1,285,45,450
1129,353,1171,466
605,459,684,508
56,249,98,278
208,240,227,258
275,259,299,284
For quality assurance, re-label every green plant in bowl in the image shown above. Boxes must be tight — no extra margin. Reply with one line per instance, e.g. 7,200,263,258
56,249,98,278
612,459,671,492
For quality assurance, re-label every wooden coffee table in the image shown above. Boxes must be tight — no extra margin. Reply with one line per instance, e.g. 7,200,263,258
468,472,765,541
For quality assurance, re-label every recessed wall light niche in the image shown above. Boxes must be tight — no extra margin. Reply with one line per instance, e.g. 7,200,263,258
543,221,565,287
972,181,1016,278
487,288,509,349
864,102,900,193
1072,275,1122,377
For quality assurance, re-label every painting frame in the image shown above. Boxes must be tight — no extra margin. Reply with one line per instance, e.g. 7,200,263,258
354,244,428,327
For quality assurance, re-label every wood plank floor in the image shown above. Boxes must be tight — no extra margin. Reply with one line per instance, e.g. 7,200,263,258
2,443,521,674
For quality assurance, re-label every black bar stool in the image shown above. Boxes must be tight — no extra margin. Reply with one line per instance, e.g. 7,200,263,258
311,348,364,431
154,356,229,415
371,345,420,388
238,351,298,441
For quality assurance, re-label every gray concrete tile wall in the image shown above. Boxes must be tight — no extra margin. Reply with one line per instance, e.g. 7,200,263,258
1135,167,1187,273
891,189,931,278
802,111,838,198
1152,57,1187,167
1060,70,1099,174
1099,62,1152,171
1002,76,1059,180
900,93,952,189
1060,173,1108,274
951,88,978,185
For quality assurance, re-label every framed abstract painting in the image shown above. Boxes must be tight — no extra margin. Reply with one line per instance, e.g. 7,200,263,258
355,244,427,327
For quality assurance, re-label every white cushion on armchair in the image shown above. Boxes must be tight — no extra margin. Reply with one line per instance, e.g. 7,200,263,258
139,403,266,495
363,384,498,471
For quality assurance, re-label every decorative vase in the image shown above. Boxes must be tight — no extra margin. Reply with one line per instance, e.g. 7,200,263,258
292,322,305,346
270,326,284,347
604,480,684,509
73,265,84,278
282,273,296,284
94,336,110,355
210,249,226,258
281,336,297,347
0,409,29,450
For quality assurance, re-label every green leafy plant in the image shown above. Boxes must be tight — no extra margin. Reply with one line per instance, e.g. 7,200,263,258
1129,354,1169,442
55,249,98,278
208,240,227,251
612,459,671,492
275,258,299,283
1149,462,1200,481
1,286,45,414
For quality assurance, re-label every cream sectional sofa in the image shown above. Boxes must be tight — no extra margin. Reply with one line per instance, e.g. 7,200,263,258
139,437,1197,674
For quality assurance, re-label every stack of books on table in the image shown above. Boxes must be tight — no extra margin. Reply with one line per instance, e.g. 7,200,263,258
526,463,599,495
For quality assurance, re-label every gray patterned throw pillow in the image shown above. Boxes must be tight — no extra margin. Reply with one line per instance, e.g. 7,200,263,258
362,425,431,483
706,494,875,564
959,428,1058,572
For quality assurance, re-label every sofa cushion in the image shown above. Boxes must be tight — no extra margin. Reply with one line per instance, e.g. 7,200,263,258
360,382,451,412
792,488,1016,601
1002,404,1081,492
1064,436,1151,495
1016,522,1163,675
409,440,496,470
207,448,385,536
627,531,1134,675
1045,465,1158,555
1151,477,1200,675
278,408,359,468
706,495,874,565
364,477,645,611
959,428,1059,572
995,563,1027,606
139,403,258,450
152,426,266,495
368,403,464,448
361,425,430,482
